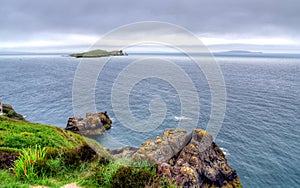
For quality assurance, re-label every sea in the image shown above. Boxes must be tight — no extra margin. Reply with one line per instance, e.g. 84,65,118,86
0,52,299,187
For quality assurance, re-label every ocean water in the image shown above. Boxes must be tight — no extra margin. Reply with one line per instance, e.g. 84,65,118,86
0,54,299,187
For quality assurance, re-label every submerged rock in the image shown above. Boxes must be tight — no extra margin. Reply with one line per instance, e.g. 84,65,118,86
65,112,112,138
112,128,241,188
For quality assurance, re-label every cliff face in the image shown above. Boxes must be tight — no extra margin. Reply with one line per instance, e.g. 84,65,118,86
111,129,241,188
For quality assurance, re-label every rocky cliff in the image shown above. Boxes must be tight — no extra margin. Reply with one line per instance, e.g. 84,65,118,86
111,129,241,188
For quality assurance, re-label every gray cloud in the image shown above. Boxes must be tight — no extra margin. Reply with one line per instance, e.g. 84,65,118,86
1,0,300,46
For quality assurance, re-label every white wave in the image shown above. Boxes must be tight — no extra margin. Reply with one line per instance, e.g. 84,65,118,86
174,116,191,121
220,147,230,156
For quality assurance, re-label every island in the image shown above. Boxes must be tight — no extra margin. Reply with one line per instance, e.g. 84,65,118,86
70,49,126,58
214,50,264,57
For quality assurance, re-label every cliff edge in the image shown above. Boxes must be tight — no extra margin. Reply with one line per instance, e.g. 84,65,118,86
111,128,242,188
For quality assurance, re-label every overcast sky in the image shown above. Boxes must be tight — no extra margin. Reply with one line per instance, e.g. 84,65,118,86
1,0,300,53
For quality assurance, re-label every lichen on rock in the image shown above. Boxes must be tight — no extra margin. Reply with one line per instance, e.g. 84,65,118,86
132,128,191,163
112,128,242,188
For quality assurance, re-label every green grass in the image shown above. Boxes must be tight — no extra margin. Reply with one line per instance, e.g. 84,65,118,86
0,116,84,149
1,156,160,188
0,116,178,187
0,116,111,187
12,145,46,181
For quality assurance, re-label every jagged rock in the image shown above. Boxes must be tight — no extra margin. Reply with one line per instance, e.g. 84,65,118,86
65,112,112,138
132,128,191,163
157,129,241,188
112,128,241,188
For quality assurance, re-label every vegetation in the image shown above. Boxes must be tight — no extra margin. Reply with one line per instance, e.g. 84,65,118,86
70,49,125,58
12,145,46,181
0,116,85,149
2,104,25,120
111,165,155,187
0,115,179,187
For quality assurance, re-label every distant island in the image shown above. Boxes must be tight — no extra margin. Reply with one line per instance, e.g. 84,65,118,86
70,49,127,58
218,50,263,54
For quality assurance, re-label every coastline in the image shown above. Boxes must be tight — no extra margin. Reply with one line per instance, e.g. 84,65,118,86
0,103,241,187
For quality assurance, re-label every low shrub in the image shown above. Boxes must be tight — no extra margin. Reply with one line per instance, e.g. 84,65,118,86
7,110,15,118
0,148,20,169
111,166,155,188
44,147,61,160
60,149,81,169
148,176,179,188
78,144,97,162
98,156,110,166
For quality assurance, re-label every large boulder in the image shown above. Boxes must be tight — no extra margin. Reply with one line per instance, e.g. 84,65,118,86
65,112,112,138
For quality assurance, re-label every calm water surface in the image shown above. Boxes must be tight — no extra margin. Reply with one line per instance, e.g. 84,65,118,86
0,54,299,187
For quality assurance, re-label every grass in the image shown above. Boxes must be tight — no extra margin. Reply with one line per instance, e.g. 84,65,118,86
0,115,169,187
12,145,46,181
0,116,84,150
1,155,160,188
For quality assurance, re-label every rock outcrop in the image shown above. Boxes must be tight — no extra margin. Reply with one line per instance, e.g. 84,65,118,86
65,112,112,138
112,129,241,188
1,103,25,121
132,129,191,163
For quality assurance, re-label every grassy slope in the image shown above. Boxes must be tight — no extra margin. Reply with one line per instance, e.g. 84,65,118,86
0,116,111,187
0,116,84,149
0,116,174,188
0,116,176,188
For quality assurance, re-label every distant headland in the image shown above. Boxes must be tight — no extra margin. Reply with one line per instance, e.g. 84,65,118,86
70,49,127,58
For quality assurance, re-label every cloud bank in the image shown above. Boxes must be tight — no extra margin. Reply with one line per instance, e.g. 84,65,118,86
1,0,300,52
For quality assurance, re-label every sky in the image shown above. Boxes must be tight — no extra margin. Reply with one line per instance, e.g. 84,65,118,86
1,0,300,53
